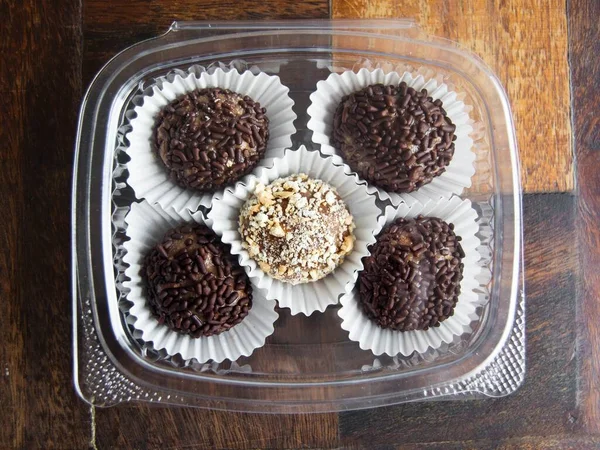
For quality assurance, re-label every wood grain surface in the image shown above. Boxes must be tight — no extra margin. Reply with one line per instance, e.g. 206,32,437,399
0,0,90,448
333,0,573,194
94,407,339,449
1,0,598,448
394,435,600,450
83,0,330,87
570,0,600,436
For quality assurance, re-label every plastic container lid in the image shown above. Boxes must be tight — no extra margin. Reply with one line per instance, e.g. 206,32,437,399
72,20,524,413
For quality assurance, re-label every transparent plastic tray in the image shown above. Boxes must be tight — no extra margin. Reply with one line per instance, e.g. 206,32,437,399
72,20,524,413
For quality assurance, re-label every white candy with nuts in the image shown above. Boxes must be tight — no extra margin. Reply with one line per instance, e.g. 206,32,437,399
238,173,356,284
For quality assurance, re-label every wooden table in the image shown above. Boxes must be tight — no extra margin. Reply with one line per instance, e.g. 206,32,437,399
2,0,598,448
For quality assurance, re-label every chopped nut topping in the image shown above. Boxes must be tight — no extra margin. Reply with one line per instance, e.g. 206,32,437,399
341,235,355,253
238,174,356,284
325,191,336,205
258,261,271,273
269,223,286,237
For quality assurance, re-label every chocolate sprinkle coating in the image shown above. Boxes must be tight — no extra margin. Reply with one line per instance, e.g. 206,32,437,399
358,216,464,331
142,224,253,337
154,87,269,192
332,82,457,193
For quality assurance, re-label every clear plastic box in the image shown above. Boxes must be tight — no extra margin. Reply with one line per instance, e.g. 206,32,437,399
72,20,524,412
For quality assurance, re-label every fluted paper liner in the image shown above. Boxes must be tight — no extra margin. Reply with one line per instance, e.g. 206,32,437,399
207,146,384,316
126,66,297,212
338,196,484,356
122,200,278,363
307,67,476,205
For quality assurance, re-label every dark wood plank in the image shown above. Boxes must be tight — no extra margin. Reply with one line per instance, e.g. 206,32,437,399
83,0,330,87
395,434,600,450
0,1,90,449
83,2,339,449
339,194,580,447
569,0,600,436
95,407,339,449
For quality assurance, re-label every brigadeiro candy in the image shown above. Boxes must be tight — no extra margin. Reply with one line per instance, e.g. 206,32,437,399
358,216,464,331
332,81,457,194
238,173,355,285
143,224,253,337
154,87,269,192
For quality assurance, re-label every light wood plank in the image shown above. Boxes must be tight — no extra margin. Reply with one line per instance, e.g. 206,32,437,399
332,0,573,193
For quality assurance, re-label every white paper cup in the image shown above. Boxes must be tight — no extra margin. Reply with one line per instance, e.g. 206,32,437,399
307,67,476,205
126,65,297,213
122,200,278,363
207,145,385,316
338,196,484,356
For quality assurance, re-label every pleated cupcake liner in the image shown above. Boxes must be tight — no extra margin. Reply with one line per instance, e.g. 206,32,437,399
207,145,385,316
338,195,484,357
307,66,476,205
126,65,297,213
122,200,278,363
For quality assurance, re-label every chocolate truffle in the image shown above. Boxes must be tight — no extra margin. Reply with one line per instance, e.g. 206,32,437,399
332,82,457,193
358,216,464,331
154,87,269,192
143,224,252,337
238,174,355,284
